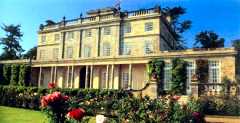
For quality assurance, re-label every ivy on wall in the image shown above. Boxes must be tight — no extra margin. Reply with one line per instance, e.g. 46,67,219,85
10,64,19,85
3,64,11,85
171,58,187,95
196,59,209,95
19,65,31,86
147,58,165,94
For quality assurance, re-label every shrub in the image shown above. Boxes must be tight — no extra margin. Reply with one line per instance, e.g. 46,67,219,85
18,65,31,86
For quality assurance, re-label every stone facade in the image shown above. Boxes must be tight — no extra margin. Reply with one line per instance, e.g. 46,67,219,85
0,7,239,97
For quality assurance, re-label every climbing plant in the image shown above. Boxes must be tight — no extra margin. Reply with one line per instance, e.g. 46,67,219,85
147,58,165,94
3,64,11,85
10,64,19,85
0,64,3,84
171,58,187,94
196,59,208,95
18,64,31,86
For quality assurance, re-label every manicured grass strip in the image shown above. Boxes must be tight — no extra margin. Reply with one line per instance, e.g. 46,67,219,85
0,106,48,123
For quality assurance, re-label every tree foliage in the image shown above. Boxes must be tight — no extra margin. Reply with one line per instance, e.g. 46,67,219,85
232,39,240,49
0,24,24,60
194,31,225,48
23,46,37,59
171,58,187,94
162,6,192,49
18,64,31,86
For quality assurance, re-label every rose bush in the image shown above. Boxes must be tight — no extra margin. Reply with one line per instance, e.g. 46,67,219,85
67,108,86,121
41,91,69,123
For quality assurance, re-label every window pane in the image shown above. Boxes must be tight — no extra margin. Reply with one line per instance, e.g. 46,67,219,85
84,46,91,57
66,47,73,58
103,43,111,56
164,63,172,90
104,27,111,35
145,22,153,31
54,34,60,41
144,41,153,54
53,48,59,59
124,23,131,33
122,72,129,89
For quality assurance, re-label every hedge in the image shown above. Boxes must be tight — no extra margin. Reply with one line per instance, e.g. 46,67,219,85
0,85,130,111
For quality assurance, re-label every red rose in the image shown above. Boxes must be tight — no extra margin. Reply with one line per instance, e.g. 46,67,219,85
172,95,181,101
67,108,85,121
41,96,48,107
63,96,69,101
48,82,56,89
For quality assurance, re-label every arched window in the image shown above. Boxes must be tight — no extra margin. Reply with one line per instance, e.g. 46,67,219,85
102,42,111,56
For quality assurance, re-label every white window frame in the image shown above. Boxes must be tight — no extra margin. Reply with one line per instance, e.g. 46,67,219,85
66,31,74,40
144,41,153,54
39,50,46,60
102,43,111,56
66,47,73,58
144,22,153,32
121,42,131,55
41,35,46,43
84,46,91,58
101,72,107,89
85,29,92,37
54,34,60,42
124,23,131,33
103,27,111,35
53,48,59,59
186,61,196,94
164,63,172,90
208,60,221,92
121,72,129,89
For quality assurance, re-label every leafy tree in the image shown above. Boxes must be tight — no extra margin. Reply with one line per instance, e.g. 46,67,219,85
194,31,225,48
232,39,240,49
0,24,24,60
18,64,31,86
162,6,192,49
23,46,37,59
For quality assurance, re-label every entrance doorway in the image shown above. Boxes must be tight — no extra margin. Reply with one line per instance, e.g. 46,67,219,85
79,67,86,88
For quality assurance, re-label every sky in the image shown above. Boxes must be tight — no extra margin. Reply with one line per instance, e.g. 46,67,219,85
0,0,240,53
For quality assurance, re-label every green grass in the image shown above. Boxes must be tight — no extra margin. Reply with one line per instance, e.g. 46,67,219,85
0,106,48,123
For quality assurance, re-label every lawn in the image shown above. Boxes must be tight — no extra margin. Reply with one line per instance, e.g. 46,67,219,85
0,106,48,123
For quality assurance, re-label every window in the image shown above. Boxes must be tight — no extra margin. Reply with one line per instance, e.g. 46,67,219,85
164,63,172,90
103,27,111,35
66,32,74,40
121,42,131,55
124,23,131,33
54,34,60,42
144,41,153,54
53,48,59,59
66,47,73,58
187,61,195,94
84,46,91,57
39,50,46,60
41,35,46,43
209,60,220,83
121,72,129,89
101,72,107,89
85,29,92,37
145,22,153,31
102,43,111,56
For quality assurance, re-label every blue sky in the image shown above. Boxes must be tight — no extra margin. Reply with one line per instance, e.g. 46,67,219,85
0,0,240,53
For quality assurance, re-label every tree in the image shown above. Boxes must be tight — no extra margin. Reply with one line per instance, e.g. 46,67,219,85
0,24,24,60
23,46,37,59
162,6,192,49
232,39,240,49
194,31,224,48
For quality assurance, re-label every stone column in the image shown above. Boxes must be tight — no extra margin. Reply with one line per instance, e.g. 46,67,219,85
38,67,42,87
190,74,200,98
111,64,114,89
66,66,70,88
71,65,74,88
90,65,93,88
54,66,57,83
106,65,109,88
128,64,132,89
85,66,89,88
50,66,53,82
